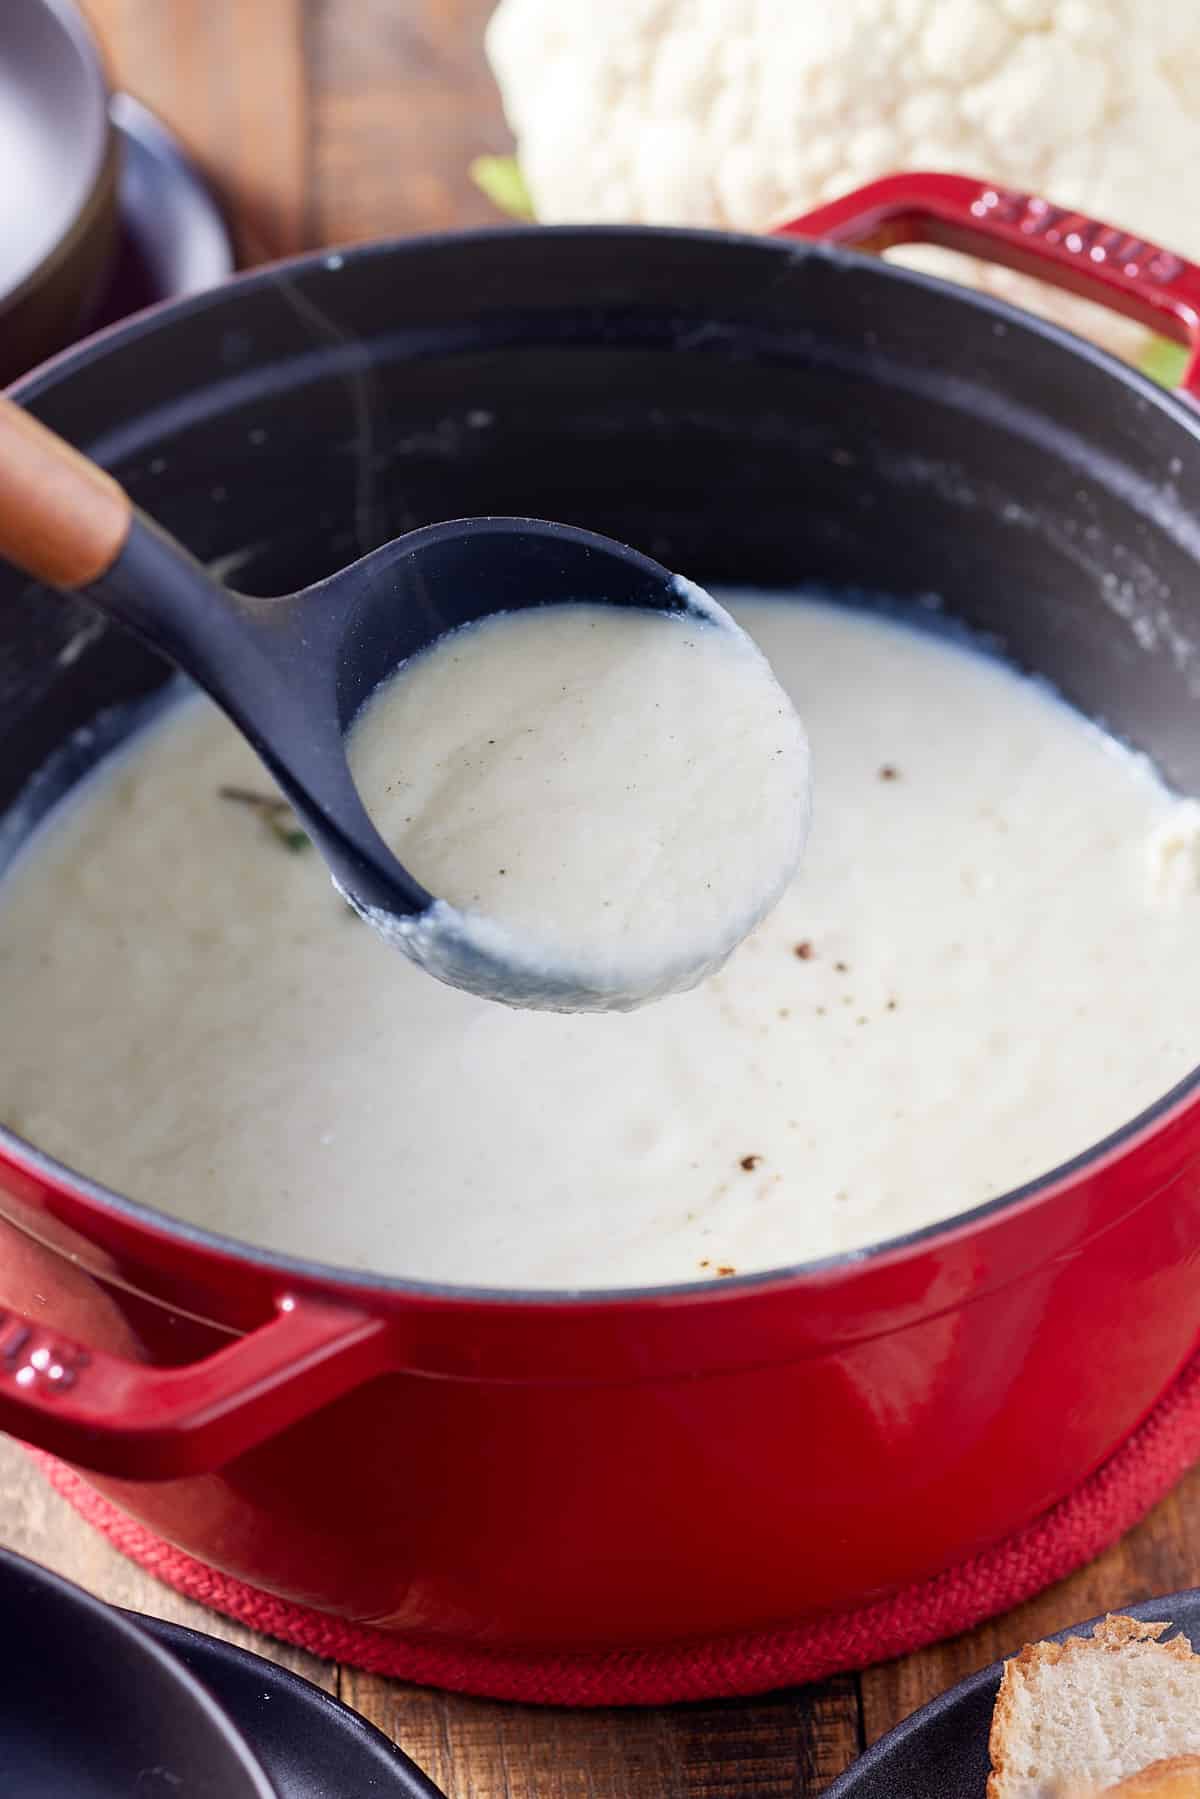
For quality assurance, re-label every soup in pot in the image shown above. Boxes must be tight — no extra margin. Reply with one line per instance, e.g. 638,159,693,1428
0,591,1195,1288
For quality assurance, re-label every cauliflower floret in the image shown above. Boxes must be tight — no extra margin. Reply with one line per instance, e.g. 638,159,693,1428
485,0,1199,360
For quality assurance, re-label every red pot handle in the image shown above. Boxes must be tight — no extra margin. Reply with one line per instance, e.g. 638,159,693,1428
772,171,1200,399
0,1292,392,1479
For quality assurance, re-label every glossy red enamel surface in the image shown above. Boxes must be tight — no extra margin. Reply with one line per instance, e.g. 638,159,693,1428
2,1012,1200,1647
1,1118,1200,1646
1,174,1200,1654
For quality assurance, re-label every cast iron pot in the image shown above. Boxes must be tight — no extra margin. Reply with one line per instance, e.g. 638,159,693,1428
0,175,1199,1699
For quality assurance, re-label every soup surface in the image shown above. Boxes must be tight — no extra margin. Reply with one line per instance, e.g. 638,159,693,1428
348,594,809,1011
0,592,1196,1288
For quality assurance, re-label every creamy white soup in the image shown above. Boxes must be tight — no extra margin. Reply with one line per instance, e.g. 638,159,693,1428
0,592,1196,1289
347,592,809,1011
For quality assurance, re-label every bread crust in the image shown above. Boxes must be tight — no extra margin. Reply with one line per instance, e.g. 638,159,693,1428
1106,1755,1200,1798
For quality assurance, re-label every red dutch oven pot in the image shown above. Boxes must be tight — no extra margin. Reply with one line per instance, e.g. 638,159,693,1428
1,174,1200,1695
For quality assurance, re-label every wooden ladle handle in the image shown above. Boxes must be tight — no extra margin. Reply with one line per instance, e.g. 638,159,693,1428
0,394,133,590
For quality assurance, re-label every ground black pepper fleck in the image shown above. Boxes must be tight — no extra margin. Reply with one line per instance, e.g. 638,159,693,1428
794,941,814,960
739,1154,762,1171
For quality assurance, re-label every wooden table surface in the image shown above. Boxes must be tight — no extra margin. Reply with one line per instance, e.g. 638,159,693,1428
5,2,1197,1793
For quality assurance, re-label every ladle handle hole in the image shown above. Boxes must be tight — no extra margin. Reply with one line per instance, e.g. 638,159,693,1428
773,171,1200,400
0,1290,392,1479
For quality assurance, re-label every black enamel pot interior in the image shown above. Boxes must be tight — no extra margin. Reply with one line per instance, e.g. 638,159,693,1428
0,1547,274,1796
3,226,1198,825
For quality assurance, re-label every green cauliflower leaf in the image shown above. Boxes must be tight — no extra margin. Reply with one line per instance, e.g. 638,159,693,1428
470,155,535,221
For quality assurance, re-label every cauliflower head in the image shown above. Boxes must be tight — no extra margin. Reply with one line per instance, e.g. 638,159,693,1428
485,0,1200,359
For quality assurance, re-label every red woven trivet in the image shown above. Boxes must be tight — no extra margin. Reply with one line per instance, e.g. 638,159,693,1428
30,1352,1200,1706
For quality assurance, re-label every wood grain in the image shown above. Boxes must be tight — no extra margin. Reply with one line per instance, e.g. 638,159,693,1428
347,1673,864,1799
78,0,511,257
79,0,311,261
308,0,511,245
8,3,1200,1794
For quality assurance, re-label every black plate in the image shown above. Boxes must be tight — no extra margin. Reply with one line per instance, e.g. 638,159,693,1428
0,1548,273,1798
139,1614,445,1799
828,1592,1200,1799
79,92,234,336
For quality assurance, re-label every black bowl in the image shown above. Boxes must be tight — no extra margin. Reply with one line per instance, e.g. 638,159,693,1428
0,0,119,382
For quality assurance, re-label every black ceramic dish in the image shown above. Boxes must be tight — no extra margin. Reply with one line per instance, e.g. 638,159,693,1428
140,1613,446,1799
0,0,119,382
0,1547,274,1797
827,1592,1200,1799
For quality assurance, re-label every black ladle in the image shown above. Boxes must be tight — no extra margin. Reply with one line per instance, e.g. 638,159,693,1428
0,393,707,1007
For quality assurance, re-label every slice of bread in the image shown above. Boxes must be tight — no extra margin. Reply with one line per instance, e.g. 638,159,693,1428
988,1617,1200,1799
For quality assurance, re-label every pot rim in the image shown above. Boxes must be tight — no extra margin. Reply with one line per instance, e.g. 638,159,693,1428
5,220,1200,1308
